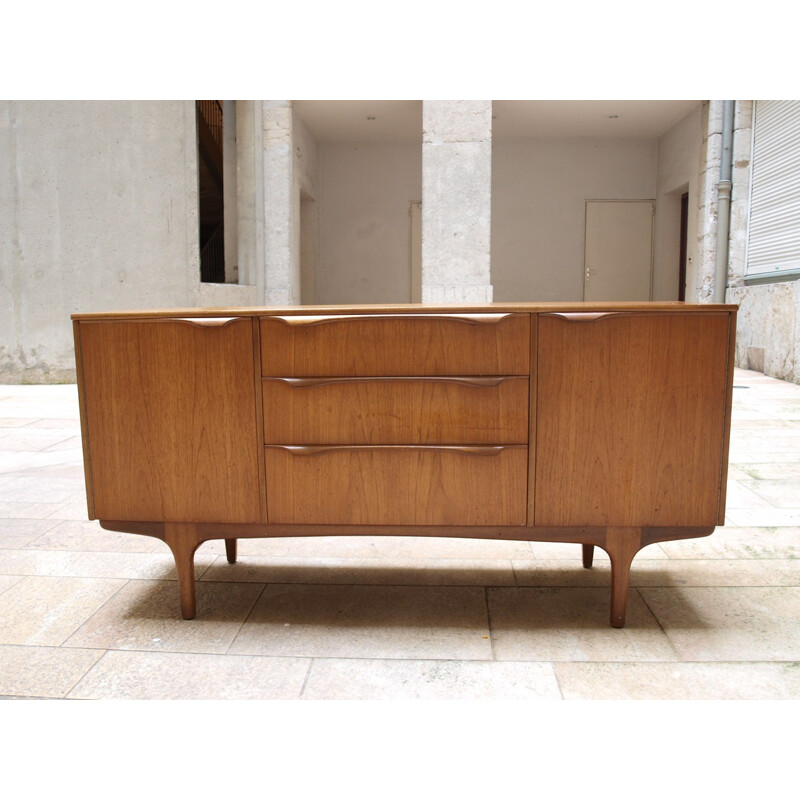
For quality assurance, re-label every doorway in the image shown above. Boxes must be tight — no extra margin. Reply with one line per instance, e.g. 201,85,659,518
583,200,655,301
678,192,688,301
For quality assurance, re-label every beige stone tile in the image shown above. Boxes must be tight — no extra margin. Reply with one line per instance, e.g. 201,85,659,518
303,658,562,700
743,480,800,508
0,548,88,577
0,501,69,519
0,548,197,582
737,463,800,480
64,580,263,654
26,519,163,553
24,418,80,430
0,575,24,595
513,560,613,587
527,542,667,560
0,475,85,504
727,449,800,464
0,576,126,646
212,534,536,560
0,644,104,698
63,551,215,581
555,661,800,700
201,556,516,586
658,526,800,559
229,584,492,660
630,558,800,587
725,508,800,527
726,466,755,480
0,449,82,476
0,518,61,548
731,420,800,431
0,430,79,453
487,587,677,662
724,480,777,509
44,502,93,521
67,650,309,700
641,586,800,661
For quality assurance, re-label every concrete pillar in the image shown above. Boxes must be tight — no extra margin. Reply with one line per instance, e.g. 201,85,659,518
421,100,493,303
695,100,724,302
262,101,298,305
727,101,754,289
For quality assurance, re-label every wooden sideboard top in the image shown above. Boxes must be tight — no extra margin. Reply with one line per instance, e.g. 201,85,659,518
72,301,738,321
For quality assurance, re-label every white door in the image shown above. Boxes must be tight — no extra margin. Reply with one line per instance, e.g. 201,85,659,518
584,200,654,301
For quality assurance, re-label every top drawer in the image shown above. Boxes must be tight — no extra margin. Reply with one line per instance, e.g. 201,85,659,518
260,313,530,376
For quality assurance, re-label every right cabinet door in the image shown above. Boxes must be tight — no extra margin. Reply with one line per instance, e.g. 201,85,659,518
535,311,732,527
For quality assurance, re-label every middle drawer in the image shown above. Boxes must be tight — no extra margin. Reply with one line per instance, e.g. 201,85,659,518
262,376,529,445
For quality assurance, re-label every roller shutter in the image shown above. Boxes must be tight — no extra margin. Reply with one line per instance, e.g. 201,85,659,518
746,100,800,279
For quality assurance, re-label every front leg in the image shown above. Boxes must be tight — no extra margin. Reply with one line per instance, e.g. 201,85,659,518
602,527,642,628
163,523,201,619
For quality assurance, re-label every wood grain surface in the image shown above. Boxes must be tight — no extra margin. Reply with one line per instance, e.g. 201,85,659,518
259,313,530,376
265,445,528,526
77,318,263,523
262,376,529,445
534,311,732,526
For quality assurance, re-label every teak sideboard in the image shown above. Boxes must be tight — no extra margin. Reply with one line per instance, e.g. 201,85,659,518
72,302,737,627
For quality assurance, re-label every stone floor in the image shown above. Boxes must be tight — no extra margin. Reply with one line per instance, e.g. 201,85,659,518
1,368,799,700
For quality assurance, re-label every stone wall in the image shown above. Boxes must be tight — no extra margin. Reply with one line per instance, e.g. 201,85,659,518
0,101,201,383
726,100,800,384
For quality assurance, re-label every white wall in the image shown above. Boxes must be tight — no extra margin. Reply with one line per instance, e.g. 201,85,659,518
292,110,320,304
316,143,422,304
653,104,704,299
0,101,202,382
491,138,658,301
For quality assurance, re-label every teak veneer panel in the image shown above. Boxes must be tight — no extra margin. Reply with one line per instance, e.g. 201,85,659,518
262,376,529,445
77,318,263,523
265,445,528,526
259,313,530,376
71,302,737,627
534,311,732,527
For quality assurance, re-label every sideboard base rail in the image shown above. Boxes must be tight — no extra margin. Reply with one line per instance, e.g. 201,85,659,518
99,520,715,628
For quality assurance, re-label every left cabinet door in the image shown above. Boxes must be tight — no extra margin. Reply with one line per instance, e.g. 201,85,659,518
76,317,264,523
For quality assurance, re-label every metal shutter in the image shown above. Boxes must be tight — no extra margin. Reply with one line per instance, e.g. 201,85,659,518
746,100,800,279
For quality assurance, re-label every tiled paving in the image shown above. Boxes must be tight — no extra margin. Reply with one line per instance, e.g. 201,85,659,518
1,369,799,700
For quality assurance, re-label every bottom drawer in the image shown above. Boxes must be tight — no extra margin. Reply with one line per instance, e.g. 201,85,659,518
265,445,528,526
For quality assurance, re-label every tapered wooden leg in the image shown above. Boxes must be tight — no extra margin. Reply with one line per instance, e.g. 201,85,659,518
163,523,200,620
603,528,642,628
582,544,594,568
225,538,238,564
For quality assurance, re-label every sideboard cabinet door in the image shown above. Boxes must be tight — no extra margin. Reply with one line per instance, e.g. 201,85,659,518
535,312,733,527
76,317,264,523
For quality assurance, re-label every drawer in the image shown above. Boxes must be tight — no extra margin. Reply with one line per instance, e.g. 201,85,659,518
265,445,528,526
262,376,529,445
260,313,530,376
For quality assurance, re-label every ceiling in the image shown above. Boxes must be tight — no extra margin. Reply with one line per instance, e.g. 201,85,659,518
292,100,702,143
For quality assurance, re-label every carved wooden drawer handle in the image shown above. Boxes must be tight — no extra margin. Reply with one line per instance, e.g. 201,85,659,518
173,317,240,327
544,312,618,322
268,445,511,456
267,314,515,326
263,376,516,388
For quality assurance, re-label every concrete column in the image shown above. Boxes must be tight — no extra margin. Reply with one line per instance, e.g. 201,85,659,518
421,100,493,303
695,101,724,302
262,101,298,305
727,101,754,289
